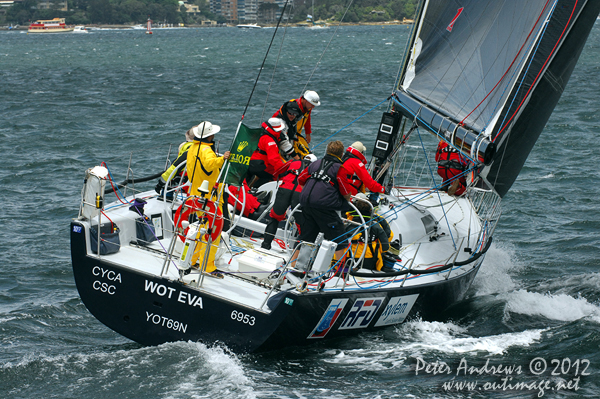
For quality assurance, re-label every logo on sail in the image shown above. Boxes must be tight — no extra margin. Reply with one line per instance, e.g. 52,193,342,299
237,140,249,152
446,7,464,32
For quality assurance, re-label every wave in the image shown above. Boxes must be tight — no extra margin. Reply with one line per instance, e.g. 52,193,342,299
1,341,256,399
319,319,544,372
501,289,600,323
473,241,523,296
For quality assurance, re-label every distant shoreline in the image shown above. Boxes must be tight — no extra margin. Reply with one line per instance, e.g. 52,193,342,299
1,21,412,31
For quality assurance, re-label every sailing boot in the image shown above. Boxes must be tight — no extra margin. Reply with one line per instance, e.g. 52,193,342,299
261,217,279,250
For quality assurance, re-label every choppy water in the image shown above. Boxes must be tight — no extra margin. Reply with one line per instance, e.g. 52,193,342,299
1,24,599,398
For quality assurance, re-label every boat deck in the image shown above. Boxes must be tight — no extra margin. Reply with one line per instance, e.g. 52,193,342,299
81,185,491,313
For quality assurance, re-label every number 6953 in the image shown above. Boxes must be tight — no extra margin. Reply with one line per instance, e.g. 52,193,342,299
231,310,255,326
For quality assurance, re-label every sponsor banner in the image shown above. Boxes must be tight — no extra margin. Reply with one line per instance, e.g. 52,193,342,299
374,294,419,327
308,298,348,339
339,297,384,330
223,123,262,187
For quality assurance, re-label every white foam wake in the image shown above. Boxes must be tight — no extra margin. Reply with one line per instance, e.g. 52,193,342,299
398,320,543,356
321,320,543,371
473,241,522,296
501,289,600,323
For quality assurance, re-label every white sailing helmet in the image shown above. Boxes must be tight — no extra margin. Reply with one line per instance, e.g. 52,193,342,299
192,121,220,139
303,90,321,106
304,153,317,163
268,117,288,132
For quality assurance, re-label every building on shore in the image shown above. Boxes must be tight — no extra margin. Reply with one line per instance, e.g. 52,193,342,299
209,0,290,24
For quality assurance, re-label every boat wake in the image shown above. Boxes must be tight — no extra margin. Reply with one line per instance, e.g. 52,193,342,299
317,320,544,370
472,241,522,296
501,289,600,323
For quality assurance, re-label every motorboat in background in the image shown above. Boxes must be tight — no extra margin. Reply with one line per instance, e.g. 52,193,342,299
73,26,89,33
237,24,262,29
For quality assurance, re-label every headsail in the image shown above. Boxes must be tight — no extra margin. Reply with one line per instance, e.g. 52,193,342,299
394,0,600,197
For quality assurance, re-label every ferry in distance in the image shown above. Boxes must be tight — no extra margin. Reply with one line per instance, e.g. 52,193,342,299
28,18,74,33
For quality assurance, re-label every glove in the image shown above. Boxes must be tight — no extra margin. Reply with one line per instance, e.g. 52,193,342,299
155,177,166,194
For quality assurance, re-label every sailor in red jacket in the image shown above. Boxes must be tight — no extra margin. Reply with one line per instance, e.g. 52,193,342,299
435,140,468,196
341,141,386,196
261,153,317,250
246,117,295,188
273,90,320,157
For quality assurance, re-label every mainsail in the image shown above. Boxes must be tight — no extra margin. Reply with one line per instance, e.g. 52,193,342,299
394,0,600,197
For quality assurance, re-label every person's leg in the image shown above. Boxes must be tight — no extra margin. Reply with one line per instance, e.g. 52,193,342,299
261,188,292,249
289,206,318,268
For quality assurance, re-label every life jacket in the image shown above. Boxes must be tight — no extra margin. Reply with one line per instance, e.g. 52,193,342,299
279,159,310,192
161,141,193,182
348,214,384,271
295,98,312,135
253,122,283,158
435,141,467,174
300,155,343,209
435,141,468,195
342,147,368,193
274,101,302,140
293,133,311,158
249,122,289,176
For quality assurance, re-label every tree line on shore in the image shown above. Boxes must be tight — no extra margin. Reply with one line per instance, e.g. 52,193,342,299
3,0,417,26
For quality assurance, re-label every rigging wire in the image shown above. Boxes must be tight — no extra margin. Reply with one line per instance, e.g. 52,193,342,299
302,0,355,94
261,6,292,122
311,96,389,151
241,0,291,121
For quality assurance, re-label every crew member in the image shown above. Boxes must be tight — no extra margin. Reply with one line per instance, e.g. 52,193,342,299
273,96,314,158
341,141,386,196
261,153,317,250
155,127,195,199
435,140,468,196
346,198,395,273
186,121,230,278
246,117,295,188
275,90,320,144
294,140,353,262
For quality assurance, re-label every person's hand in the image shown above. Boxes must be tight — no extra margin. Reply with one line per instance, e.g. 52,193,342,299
223,151,231,160
155,178,166,194
306,134,311,143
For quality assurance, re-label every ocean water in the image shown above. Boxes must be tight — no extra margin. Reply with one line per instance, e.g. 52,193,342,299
1,24,599,398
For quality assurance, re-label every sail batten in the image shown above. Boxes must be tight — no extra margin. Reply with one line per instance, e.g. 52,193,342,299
395,0,599,197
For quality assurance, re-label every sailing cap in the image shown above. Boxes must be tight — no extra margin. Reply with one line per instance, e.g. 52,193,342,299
268,117,287,132
286,101,301,116
192,121,220,139
351,141,367,154
303,90,321,106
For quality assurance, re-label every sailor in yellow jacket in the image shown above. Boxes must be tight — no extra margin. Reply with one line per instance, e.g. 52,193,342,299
186,121,230,277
